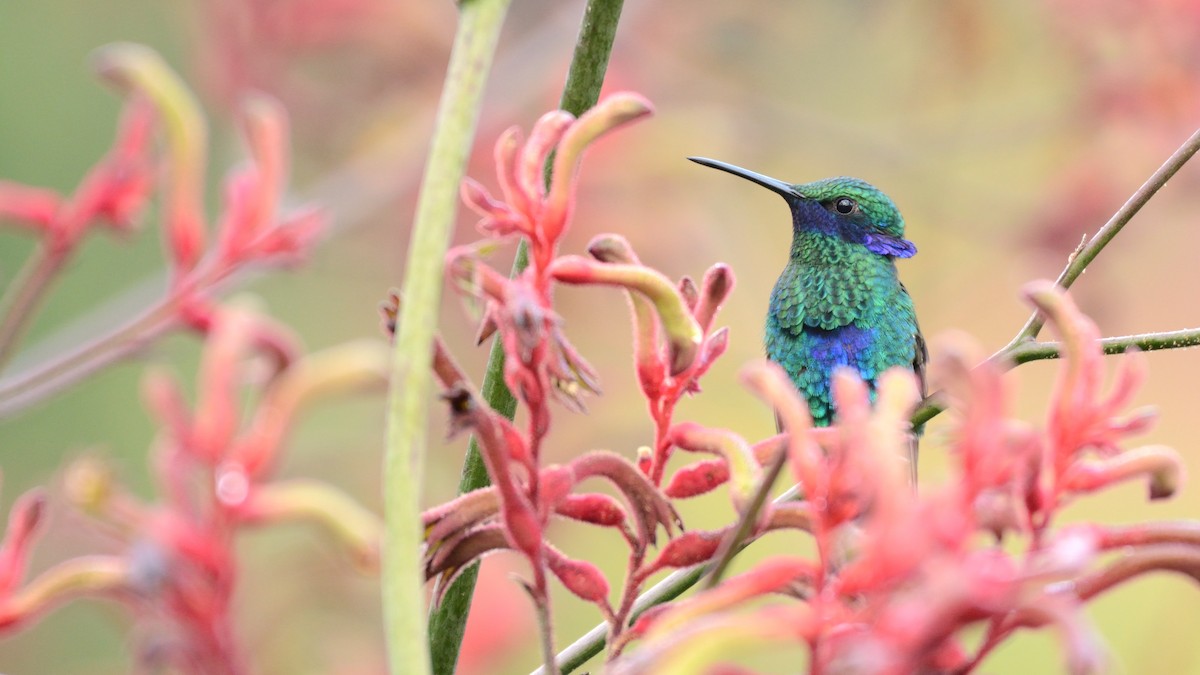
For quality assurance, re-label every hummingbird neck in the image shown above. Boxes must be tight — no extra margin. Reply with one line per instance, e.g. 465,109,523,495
788,229,895,269
772,229,900,332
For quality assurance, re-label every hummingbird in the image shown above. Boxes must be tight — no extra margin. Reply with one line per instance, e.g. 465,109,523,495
689,157,926,476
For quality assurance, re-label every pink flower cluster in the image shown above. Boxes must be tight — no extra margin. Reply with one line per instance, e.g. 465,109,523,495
0,44,383,675
423,92,744,655
615,282,1190,674
419,94,1198,673
0,301,387,674
0,44,325,416
0,96,154,251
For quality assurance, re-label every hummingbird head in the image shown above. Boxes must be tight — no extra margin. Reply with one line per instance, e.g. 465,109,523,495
688,157,916,259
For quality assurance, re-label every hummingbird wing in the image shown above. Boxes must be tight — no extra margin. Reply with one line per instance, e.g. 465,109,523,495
906,283,928,400
903,281,927,486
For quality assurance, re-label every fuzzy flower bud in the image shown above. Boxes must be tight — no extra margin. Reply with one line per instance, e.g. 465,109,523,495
545,545,610,605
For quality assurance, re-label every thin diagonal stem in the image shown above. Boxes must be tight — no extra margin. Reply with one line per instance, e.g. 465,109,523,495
1002,126,1200,350
702,441,789,589
0,297,180,417
0,244,67,373
908,128,1200,430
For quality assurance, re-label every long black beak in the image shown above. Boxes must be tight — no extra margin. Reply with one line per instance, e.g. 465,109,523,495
687,157,803,201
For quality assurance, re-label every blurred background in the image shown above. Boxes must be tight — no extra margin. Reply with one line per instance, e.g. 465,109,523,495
2,1,1200,672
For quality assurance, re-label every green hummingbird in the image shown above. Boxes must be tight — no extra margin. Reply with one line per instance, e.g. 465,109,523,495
690,157,926,476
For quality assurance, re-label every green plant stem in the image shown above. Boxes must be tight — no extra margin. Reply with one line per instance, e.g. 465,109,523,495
547,569,705,675
702,439,789,590
0,244,67,374
910,127,1200,430
909,326,1200,427
382,0,511,673
1006,327,1200,365
424,1,626,673
0,262,230,419
0,297,179,418
558,0,626,116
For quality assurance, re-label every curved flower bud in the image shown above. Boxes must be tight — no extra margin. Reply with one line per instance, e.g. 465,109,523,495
550,255,702,374
422,487,500,553
544,544,610,606
233,339,390,477
586,233,641,265
461,177,523,237
0,555,129,632
690,327,730,385
636,529,724,581
554,493,631,537
667,422,759,506
425,524,511,608
92,43,207,273
215,95,287,261
570,451,680,550
544,93,653,241
1090,521,1200,550
192,305,258,464
518,110,575,204
242,479,382,571
1072,542,1200,605
664,458,730,499
693,263,734,336
1062,445,1184,500
678,275,699,312
0,490,47,597
584,235,665,396
486,127,531,227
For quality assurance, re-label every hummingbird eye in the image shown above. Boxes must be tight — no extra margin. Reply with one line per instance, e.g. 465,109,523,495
833,197,857,215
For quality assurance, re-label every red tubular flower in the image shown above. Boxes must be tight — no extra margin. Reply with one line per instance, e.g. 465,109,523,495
461,177,525,237
692,264,734,336
215,96,326,270
544,545,611,608
553,493,630,532
60,95,157,240
1022,282,1183,521
666,422,760,507
550,255,702,375
191,305,257,463
93,43,209,274
0,490,47,598
0,94,155,250
664,458,731,499
0,182,61,232
635,529,726,582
